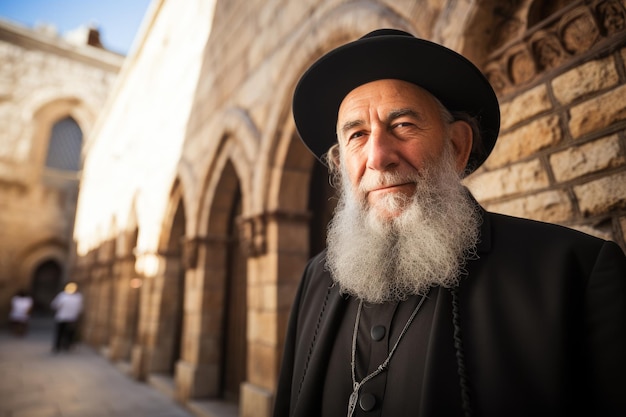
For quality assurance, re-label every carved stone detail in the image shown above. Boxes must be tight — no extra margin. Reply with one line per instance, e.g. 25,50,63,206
237,215,266,257
509,45,536,85
485,61,511,93
596,0,626,35
559,7,599,53
484,1,625,94
530,30,568,70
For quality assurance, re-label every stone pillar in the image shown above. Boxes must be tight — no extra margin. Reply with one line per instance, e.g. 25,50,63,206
239,210,310,417
107,255,138,362
175,235,228,401
130,250,162,381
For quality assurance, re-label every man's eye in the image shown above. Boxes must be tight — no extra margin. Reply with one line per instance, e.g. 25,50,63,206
349,131,365,140
394,122,413,128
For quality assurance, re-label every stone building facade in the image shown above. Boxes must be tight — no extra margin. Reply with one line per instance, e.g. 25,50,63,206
0,18,123,321
69,0,626,417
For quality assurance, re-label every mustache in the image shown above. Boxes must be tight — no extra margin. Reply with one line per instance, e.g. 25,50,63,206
358,171,421,193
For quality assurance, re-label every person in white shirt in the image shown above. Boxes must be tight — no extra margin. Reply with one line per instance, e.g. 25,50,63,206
50,282,84,352
9,289,33,336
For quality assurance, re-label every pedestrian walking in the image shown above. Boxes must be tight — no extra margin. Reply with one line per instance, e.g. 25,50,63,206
50,281,84,352
8,289,33,337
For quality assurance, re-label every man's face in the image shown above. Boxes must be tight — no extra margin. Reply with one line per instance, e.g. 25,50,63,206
336,79,469,220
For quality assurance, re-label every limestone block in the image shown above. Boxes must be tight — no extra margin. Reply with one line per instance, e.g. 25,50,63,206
468,159,549,201
247,283,277,310
247,256,278,285
247,342,278,390
569,84,626,138
248,309,277,345
485,115,561,169
175,360,219,400
500,85,551,130
574,171,626,215
485,190,573,223
240,382,273,417
552,56,618,105
550,134,624,182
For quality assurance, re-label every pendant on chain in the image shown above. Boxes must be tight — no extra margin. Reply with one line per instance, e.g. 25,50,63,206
347,384,360,417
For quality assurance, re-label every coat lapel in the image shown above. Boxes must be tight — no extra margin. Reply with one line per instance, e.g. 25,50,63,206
292,281,348,416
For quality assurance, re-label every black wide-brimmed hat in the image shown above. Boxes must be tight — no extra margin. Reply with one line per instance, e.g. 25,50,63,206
292,28,500,172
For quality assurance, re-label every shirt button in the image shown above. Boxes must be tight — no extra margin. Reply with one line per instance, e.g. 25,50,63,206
359,392,376,411
370,325,386,341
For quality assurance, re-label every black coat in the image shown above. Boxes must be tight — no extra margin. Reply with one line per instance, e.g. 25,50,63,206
273,210,626,417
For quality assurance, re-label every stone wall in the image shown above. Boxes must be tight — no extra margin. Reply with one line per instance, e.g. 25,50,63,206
0,19,123,321
467,0,626,248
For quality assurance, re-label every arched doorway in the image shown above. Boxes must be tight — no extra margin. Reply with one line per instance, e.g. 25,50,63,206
31,259,63,315
222,186,247,402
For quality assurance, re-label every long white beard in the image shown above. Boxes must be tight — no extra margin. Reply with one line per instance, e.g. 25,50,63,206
325,148,481,303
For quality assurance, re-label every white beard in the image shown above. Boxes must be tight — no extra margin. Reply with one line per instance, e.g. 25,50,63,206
325,147,481,304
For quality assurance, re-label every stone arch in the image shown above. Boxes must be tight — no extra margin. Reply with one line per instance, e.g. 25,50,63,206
85,215,118,349
108,196,141,362
147,179,188,377
188,135,250,402
16,238,68,314
187,106,257,234
117,195,140,259
30,96,95,178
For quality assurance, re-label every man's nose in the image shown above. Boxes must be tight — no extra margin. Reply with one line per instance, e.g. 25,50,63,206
366,127,399,171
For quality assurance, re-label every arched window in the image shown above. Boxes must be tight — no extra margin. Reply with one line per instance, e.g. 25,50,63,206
45,117,83,172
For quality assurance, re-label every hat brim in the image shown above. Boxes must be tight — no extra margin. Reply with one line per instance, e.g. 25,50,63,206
292,31,500,172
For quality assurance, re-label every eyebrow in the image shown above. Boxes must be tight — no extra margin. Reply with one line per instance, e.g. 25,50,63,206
339,119,365,137
388,108,422,121
338,108,423,137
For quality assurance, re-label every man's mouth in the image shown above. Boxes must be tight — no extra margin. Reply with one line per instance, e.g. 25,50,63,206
366,182,415,195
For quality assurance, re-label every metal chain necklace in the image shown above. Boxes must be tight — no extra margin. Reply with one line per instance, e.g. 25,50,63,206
347,295,427,417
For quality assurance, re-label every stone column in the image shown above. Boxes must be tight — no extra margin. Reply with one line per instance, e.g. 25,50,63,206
175,235,228,401
107,254,137,362
240,210,310,417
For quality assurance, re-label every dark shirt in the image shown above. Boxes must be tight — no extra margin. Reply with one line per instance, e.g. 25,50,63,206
322,293,438,416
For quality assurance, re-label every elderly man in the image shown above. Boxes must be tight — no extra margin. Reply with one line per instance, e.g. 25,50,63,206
273,29,626,417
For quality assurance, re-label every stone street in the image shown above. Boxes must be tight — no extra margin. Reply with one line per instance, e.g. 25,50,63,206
0,316,196,417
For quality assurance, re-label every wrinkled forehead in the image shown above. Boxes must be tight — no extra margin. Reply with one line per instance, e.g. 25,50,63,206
336,79,445,131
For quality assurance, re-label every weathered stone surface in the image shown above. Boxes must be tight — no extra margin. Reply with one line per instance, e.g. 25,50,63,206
552,56,619,105
485,190,573,223
468,159,550,201
485,115,561,169
574,172,626,215
569,84,626,138
500,85,552,130
550,134,624,182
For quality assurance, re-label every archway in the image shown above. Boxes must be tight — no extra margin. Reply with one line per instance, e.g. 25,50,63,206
31,259,63,315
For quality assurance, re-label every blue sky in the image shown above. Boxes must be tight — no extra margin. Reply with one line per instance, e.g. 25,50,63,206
0,0,152,55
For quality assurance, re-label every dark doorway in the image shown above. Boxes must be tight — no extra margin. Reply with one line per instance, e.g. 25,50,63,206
222,189,247,402
31,259,63,315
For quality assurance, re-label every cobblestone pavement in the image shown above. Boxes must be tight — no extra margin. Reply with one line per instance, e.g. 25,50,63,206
0,316,196,417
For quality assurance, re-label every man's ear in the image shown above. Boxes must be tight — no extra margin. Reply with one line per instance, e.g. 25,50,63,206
449,120,473,173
